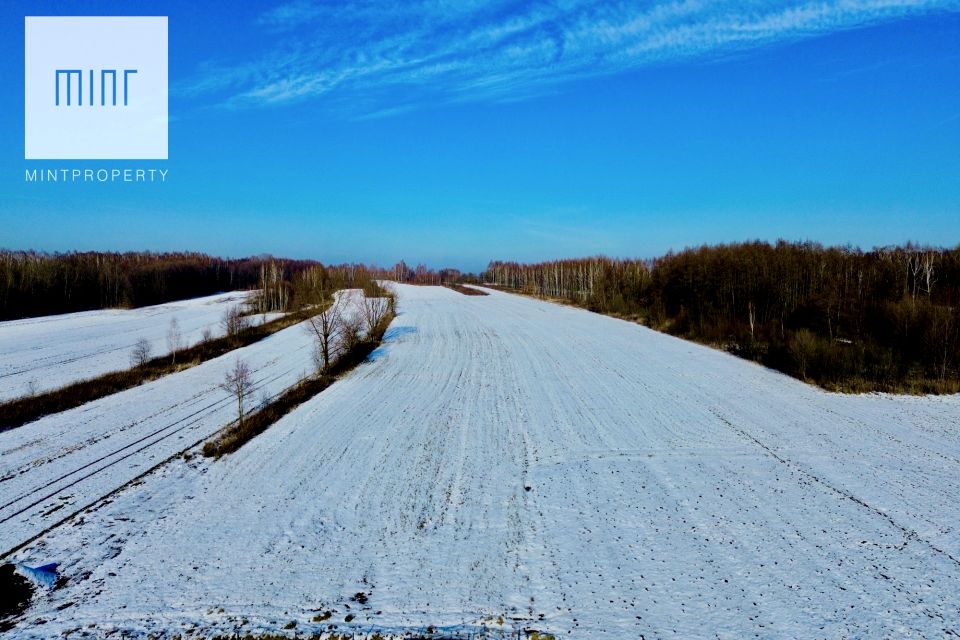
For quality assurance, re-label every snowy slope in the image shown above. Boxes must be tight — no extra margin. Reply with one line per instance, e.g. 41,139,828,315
0,291,279,402
6,284,960,638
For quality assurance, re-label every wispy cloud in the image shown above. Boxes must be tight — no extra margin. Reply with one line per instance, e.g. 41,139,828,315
181,0,959,116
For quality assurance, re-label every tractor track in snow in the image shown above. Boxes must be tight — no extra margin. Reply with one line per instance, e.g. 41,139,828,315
0,303,342,554
0,364,296,528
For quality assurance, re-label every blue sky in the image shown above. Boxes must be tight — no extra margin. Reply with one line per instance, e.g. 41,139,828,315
1,0,959,272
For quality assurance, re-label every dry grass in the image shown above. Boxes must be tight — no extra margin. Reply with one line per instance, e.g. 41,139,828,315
444,283,489,296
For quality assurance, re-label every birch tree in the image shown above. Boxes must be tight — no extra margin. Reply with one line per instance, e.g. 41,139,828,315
220,359,253,428
361,284,393,334
222,305,249,339
167,317,183,365
305,292,346,374
130,337,152,367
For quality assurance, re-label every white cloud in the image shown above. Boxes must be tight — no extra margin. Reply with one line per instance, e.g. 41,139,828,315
182,0,959,115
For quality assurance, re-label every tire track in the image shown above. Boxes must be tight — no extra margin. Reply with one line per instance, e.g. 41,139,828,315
710,407,960,569
0,367,300,541
0,365,295,521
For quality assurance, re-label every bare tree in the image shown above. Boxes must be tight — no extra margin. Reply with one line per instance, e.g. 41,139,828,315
920,250,938,298
130,337,152,367
256,261,290,314
788,329,818,380
222,305,250,339
342,313,363,352
928,307,958,381
220,359,253,428
201,327,214,343
304,292,346,374
908,249,923,301
167,317,183,365
361,284,393,335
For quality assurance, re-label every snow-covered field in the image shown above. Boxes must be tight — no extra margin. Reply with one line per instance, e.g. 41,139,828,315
5,284,960,638
0,311,330,556
0,291,277,402
0,292,364,558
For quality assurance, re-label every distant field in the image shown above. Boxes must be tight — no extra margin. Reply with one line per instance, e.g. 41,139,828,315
5,284,959,638
0,291,276,403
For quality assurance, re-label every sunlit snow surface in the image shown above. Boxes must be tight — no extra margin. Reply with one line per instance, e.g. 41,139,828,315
0,293,361,554
0,291,279,402
6,285,960,638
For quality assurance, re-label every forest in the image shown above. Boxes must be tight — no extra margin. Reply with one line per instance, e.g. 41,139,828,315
0,251,318,320
6,244,958,393
0,251,437,320
486,241,960,393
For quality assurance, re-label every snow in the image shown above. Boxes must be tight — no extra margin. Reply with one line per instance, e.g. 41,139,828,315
0,291,280,402
4,284,960,638
0,292,366,554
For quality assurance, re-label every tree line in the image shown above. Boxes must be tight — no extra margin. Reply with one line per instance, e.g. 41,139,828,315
486,241,960,393
0,256,399,428
0,251,319,320
0,248,421,320
385,260,471,285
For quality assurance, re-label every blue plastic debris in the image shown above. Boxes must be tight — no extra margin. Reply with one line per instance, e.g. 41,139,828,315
17,562,58,589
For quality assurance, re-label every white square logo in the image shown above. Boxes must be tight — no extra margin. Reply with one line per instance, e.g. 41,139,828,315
25,16,168,160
